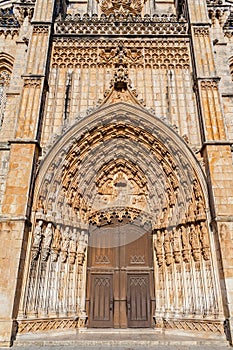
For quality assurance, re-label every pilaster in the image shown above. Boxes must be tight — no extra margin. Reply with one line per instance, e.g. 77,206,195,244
0,0,56,346
187,0,233,343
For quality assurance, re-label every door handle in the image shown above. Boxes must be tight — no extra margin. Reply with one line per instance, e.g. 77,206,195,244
110,300,113,311
127,301,130,310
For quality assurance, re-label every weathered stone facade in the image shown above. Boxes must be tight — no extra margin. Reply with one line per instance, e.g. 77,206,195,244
0,0,233,347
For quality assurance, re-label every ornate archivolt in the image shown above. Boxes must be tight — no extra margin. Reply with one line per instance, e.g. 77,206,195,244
17,102,224,335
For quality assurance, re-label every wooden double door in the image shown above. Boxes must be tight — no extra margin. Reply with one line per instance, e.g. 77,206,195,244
86,223,154,328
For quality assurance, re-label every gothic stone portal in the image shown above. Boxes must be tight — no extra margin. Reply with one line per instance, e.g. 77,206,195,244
17,108,225,337
86,222,154,328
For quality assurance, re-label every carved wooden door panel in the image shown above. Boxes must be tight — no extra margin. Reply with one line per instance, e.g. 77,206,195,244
89,274,113,327
127,274,151,328
87,224,154,328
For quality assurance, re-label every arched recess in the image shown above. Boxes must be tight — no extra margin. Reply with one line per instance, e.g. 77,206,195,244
17,102,225,336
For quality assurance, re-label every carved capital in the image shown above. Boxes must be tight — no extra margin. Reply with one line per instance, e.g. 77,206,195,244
193,26,210,37
23,77,41,88
200,79,219,90
33,25,49,34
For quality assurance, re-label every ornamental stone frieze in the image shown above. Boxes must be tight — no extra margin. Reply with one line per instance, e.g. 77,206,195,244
55,13,188,36
51,38,190,69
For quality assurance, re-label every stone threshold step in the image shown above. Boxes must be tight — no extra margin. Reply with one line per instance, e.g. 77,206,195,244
14,340,230,347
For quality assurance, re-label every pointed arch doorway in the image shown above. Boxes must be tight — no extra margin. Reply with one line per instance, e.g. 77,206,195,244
86,218,155,328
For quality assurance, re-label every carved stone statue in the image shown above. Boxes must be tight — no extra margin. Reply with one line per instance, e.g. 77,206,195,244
69,228,78,264
52,225,62,251
31,220,43,260
180,225,190,263
193,179,202,200
51,224,62,262
44,223,53,249
187,198,196,223
32,220,43,249
163,230,173,266
196,198,206,220
160,207,169,228
78,231,88,265
37,196,45,213
189,223,201,262
172,228,181,264
199,222,210,261
61,226,70,263
42,223,53,261
154,230,164,267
